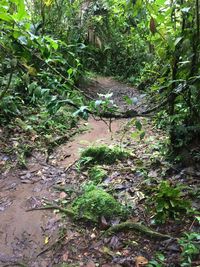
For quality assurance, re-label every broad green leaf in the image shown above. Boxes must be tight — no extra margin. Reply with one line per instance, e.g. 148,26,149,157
12,0,27,21
0,12,13,22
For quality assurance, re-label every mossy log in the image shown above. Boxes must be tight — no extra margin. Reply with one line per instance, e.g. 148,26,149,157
104,221,173,240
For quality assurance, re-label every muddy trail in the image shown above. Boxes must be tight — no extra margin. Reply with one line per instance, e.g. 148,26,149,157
0,77,143,266
0,77,199,267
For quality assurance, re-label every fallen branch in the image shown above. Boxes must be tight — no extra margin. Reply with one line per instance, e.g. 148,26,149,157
104,221,173,240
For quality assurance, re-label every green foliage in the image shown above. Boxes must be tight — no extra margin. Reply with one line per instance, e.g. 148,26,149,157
15,143,32,168
72,185,127,221
82,0,148,79
88,165,107,185
178,232,200,267
80,0,200,156
79,145,129,167
149,181,191,224
89,92,118,116
0,0,86,149
147,253,165,267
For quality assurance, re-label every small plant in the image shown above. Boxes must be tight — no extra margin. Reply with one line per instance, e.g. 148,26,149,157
90,92,118,116
79,145,129,168
147,252,165,267
149,181,191,223
15,143,32,168
178,232,200,267
88,165,107,185
72,185,127,221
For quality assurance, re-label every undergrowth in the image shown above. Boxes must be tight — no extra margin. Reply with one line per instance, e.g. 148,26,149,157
78,145,129,168
148,181,192,224
88,165,107,185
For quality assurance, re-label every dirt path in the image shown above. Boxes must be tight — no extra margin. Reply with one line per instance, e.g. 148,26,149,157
0,77,143,266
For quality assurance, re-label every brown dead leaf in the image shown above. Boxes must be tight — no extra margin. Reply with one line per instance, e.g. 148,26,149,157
100,215,109,229
135,256,148,267
91,233,96,239
62,252,69,261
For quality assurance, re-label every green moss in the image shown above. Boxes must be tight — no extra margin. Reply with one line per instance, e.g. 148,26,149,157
79,145,129,167
88,165,107,184
72,186,126,221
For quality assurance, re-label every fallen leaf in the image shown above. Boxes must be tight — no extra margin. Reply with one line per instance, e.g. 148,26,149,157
62,252,69,261
59,192,67,199
37,170,42,176
100,216,109,229
44,236,49,244
135,256,148,267
91,233,96,239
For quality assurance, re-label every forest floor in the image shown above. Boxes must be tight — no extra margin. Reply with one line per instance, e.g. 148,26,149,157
0,77,200,267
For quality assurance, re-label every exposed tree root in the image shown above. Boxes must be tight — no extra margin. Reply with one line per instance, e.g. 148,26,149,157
26,205,96,222
26,205,75,217
104,221,173,240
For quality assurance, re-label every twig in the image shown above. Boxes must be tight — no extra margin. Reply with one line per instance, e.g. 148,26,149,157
37,232,68,257
64,159,79,173
189,218,196,230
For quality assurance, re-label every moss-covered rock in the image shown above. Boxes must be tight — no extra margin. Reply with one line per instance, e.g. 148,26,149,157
72,186,127,221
